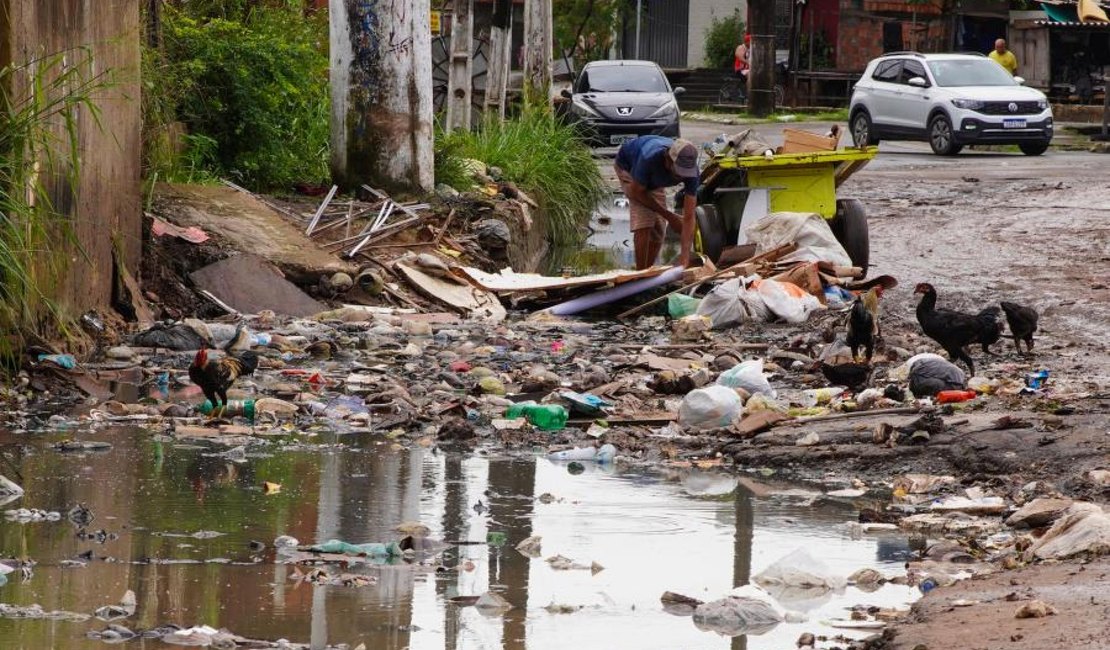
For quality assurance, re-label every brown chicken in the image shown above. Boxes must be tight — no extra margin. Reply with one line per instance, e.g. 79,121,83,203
188,323,259,415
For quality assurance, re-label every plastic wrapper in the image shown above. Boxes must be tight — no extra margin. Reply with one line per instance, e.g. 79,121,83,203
745,212,853,267
678,385,743,430
717,359,776,397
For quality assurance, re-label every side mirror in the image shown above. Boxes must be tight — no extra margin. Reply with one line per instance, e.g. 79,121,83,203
560,88,573,99
1014,76,1025,85
673,86,686,95
907,76,928,88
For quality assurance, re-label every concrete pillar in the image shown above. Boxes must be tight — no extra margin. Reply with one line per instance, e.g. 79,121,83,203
522,0,552,101
446,0,473,130
329,0,434,193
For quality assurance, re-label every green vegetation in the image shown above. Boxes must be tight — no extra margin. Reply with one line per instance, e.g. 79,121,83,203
554,0,623,65
704,9,745,69
0,50,105,357
143,2,329,190
437,106,608,245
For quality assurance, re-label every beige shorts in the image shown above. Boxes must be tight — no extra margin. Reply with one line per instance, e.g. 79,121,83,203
615,166,667,233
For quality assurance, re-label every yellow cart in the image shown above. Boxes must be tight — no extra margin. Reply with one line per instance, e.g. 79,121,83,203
694,146,879,273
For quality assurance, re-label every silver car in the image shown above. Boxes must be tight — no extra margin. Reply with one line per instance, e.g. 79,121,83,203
849,52,1053,155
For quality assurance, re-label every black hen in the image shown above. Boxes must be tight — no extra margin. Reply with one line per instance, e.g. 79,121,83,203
914,283,1000,376
847,300,873,363
975,306,1004,353
1000,301,1039,354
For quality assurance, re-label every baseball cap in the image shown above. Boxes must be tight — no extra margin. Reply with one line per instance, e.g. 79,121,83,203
668,139,699,179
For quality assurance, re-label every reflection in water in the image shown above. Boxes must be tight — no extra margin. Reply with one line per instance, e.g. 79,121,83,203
543,193,679,275
0,428,920,649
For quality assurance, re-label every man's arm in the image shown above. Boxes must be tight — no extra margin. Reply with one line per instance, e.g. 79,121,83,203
624,178,684,232
678,192,696,267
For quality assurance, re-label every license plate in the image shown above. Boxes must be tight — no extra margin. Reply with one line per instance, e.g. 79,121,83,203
610,134,636,145
1003,118,1027,129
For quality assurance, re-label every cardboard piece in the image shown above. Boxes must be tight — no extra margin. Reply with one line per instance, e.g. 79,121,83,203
396,262,506,322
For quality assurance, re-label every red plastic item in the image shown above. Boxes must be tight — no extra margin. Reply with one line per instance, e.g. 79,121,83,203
936,389,977,403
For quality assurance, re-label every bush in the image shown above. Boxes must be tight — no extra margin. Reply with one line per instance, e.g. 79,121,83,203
145,4,329,190
437,107,608,246
704,10,745,69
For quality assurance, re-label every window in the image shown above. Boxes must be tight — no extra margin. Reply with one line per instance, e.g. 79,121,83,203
872,60,902,82
576,65,669,93
927,59,1018,87
900,60,928,85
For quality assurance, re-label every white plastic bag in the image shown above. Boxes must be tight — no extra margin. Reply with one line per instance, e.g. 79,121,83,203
678,385,743,430
755,279,824,324
745,212,852,267
1027,503,1110,560
717,359,776,397
753,548,847,591
696,278,770,328
692,596,782,637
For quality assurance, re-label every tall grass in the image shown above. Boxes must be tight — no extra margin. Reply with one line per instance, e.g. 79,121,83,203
437,106,607,245
0,51,105,359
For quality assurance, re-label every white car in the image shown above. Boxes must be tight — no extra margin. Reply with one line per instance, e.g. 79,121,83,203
849,52,1053,156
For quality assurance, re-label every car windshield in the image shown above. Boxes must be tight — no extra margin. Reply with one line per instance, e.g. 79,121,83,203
577,65,669,93
927,59,1018,87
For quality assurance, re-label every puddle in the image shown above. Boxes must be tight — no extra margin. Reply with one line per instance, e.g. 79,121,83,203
0,426,921,649
543,193,680,275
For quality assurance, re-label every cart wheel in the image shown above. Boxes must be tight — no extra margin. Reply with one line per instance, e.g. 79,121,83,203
695,205,724,265
831,198,869,275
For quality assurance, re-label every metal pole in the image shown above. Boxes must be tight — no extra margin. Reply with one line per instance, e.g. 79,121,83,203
635,0,642,59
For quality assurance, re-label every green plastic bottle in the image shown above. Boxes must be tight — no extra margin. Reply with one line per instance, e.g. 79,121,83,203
199,399,256,422
504,403,568,431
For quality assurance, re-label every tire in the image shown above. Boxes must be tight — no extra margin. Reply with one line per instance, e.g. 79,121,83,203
928,114,963,155
1019,141,1049,156
851,111,878,147
695,205,725,264
831,198,869,275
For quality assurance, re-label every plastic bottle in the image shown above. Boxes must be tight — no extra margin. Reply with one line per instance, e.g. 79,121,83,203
504,403,568,431
936,390,977,404
802,386,846,408
199,399,256,421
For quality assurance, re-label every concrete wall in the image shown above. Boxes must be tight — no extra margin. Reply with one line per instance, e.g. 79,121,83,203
688,0,745,68
0,0,141,318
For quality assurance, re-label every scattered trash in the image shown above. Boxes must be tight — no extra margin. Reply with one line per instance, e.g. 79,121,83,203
1015,600,1057,619
717,359,776,397
38,354,77,369
1025,502,1110,560
308,539,404,558
678,385,743,430
93,590,136,621
516,535,542,557
753,548,847,591
504,403,568,431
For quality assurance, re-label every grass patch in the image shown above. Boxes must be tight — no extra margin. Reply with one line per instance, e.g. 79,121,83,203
436,106,608,245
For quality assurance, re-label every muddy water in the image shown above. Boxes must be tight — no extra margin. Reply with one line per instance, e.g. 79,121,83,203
1,426,920,649
544,193,681,275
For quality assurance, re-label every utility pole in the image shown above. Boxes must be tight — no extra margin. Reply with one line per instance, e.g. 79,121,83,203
329,0,434,193
522,0,552,102
483,0,512,119
747,0,775,117
445,0,474,131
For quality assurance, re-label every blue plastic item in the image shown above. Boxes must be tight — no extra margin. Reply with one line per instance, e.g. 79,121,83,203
38,354,76,370
309,539,404,557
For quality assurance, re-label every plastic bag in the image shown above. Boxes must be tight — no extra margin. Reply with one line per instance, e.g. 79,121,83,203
745,212,852,267
753,548,847,591
696,278,770,329
717,359,776,397
667,293,702,319
1026,503,1110,560
310,539,404,558
678,385,743,430
754,279,824,324
692,596,782,637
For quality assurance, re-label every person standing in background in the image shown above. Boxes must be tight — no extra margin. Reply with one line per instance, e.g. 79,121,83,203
988,38,1018,75
734,33,751,90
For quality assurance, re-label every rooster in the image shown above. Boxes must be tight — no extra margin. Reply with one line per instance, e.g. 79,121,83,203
846,286,883,362
188,323,259,416
1000,301,1038,354
914,283,1001,376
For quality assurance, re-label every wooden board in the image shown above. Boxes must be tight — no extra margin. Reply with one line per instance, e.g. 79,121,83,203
396,263,507,322
457,265,672,293
189,254,325,317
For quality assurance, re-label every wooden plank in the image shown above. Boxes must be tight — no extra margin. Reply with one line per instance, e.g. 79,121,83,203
305,185,339,235
394,262,506,321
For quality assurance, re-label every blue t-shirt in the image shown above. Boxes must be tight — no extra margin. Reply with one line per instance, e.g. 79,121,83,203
615,136,699,195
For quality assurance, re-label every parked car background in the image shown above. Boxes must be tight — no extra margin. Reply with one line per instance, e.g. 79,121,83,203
562,60,685,147
849,52,1054,155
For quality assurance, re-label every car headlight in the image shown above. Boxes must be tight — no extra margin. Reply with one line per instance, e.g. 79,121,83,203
571,97,600,118
1036,99,1048,110
648,101,678,119
951,98,984,110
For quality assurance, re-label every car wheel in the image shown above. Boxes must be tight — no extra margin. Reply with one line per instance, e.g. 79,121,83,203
695,205,724,265
1019,142,1049,156
928,114,963,155
851,111,878,147
831,198,869,275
